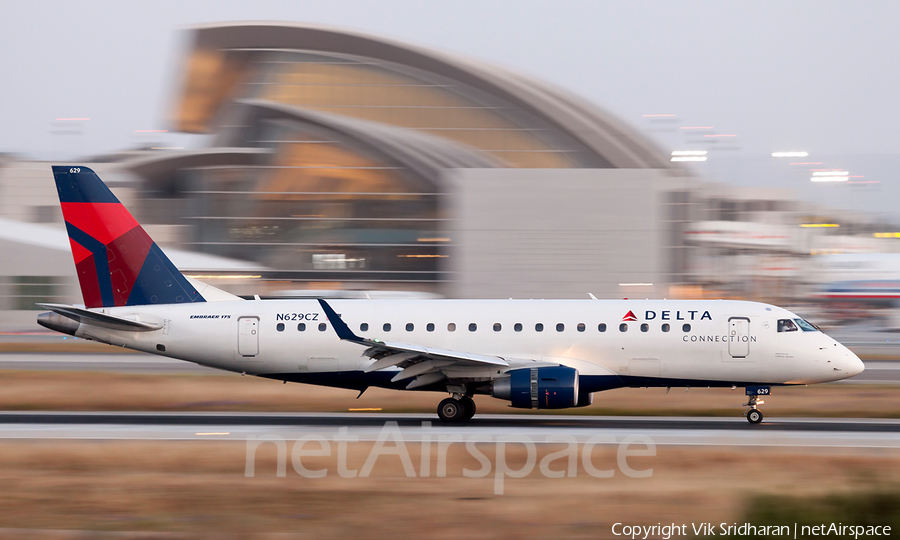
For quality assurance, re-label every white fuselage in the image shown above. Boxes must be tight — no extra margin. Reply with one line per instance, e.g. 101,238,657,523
72,299,863,391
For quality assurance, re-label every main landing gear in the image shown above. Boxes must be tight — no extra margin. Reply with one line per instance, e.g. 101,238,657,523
743,386,769,424
437,395,476,422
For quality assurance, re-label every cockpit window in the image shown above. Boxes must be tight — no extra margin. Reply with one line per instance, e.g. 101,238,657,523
793,318,818,332
777,319,798,332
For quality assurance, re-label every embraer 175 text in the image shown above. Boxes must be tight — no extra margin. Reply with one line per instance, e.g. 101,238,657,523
37,167,865,423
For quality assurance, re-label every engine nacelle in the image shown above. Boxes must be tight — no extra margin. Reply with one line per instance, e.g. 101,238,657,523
37,312,79,336
492,366,580,409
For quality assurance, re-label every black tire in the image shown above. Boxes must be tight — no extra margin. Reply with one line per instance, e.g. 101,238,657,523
747,409,763,424
437,397,465,422
461,397,476,421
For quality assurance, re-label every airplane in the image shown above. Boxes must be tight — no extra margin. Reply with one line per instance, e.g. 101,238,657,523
37,166,865,424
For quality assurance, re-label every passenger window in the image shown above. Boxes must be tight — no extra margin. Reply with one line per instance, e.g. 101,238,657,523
298,323,306,332
556,323,565,332
469,323,477,332
447,323,456,332
359,323,368,332
514,323,523,332
793,318,818,332
383,323,392,332
493,323,502,332
276,323,285,332
777,319,798,332
641,323,649,332
598,323,607,332
535,323,544,332
682,323,691,332
577,323,585,332
406,323,414,332
662,323,670,332
619,323,628,332
427,323,435,332
318,323,327,332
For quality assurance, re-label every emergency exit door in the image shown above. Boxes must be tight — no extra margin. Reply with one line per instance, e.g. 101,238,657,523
728,317,750,358
238,316,259,357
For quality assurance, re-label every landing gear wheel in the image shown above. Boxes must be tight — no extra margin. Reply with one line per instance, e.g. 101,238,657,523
744,392,766,425
437,397,465,422
747,409,763,424
460,397,476,421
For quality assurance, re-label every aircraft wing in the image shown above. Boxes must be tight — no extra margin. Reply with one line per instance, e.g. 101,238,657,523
317,299,508,388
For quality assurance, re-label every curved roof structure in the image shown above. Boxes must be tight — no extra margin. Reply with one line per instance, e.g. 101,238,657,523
175,22,676,170
125,147,272,184
221,99,497,187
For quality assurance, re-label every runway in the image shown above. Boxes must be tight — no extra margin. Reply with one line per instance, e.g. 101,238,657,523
1,412,899,448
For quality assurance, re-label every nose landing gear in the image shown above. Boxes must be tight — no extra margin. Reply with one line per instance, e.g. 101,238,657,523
743,386,769,424
745,400,764,424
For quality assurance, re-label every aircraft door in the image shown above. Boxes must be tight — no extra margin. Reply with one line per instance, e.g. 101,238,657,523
238,316,259,357
728,317,750,358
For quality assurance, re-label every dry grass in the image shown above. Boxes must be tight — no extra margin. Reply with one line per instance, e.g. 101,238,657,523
0,369,898,417
0,440,896,539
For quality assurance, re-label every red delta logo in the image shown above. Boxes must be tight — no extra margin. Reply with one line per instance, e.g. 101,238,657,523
622,310,638,321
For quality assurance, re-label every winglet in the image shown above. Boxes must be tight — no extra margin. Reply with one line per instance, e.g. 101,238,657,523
317,299,364,343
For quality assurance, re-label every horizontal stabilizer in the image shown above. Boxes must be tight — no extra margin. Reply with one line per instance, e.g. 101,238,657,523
37,303,162,332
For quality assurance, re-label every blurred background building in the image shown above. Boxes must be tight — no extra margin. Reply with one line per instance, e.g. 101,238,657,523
2,22,900,330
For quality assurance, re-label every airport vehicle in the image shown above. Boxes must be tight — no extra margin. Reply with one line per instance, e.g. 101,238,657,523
37,167,865,424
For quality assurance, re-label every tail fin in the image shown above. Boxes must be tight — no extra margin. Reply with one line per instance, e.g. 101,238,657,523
51,166,205,308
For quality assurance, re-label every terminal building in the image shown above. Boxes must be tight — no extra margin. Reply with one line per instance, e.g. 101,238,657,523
149,22,690,300
1,23,898,328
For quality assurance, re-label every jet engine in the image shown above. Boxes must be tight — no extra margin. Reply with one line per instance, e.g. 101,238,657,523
492,366,585,409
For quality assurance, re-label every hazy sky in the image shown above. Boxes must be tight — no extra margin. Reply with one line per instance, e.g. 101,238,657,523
1,1,898,214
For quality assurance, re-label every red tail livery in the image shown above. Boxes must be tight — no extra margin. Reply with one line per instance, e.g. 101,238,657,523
51,166,205,307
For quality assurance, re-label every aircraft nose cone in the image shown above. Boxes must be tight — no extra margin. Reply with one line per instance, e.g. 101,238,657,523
846,353,865,377
831,340,864,378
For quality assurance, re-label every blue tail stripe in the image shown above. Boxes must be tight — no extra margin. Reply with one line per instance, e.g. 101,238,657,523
127,243,204,305
64,222,114,307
